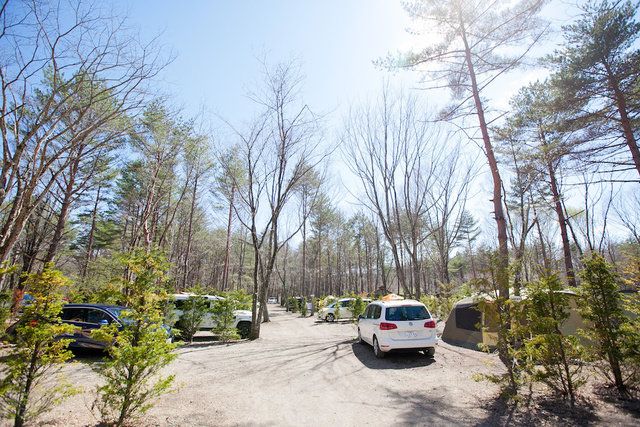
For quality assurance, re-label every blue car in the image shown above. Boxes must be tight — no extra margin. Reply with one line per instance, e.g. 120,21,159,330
60,303,173,350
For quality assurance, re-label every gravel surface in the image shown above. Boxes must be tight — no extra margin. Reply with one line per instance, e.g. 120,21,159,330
22,306,639,426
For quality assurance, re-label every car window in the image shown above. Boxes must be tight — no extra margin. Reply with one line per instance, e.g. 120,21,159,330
173,300,185,310
363,305,372,319
385,305,430,321
86,309,112,324
340,300,351,308
373,305,381,319
327,303,335,309
61,307,87,322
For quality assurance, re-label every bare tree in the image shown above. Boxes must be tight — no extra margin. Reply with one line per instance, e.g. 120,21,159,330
225,61,324,339
344,88,444,298
382,0,549,299
0,0,165,267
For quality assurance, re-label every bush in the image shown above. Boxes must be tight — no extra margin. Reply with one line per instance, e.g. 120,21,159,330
91,250,177,426
349,295,366,321
211,298,240,342
523,275,585,407
0,266,78,427
175,295,209,343
300,297,308,317
225,290,252,310
578,253,637,394
287,297,298,313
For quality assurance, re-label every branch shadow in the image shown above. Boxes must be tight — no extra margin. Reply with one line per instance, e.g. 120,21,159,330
351,341,436,370
475,390,600,426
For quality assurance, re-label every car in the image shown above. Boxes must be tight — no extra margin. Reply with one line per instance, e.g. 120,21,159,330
267,297,278,304
317,297,371,322
357,299,437,358
171,293,253,338
58,303,172,350
59,304,129,350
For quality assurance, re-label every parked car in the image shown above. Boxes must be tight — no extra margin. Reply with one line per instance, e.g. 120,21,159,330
317,298,371,322
357,299,437,358
59,304,133,350
267,297,278,304
7,303,173,351
171,293,253,338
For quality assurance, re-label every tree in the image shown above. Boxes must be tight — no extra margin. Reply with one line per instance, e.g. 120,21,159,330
524,275,585,407
0,0,164,266
226,60,324,338
344,88,443,298
550,0,640,179
578,253,633,395
0,266,77,427
92,250,177,426
385,0,549,299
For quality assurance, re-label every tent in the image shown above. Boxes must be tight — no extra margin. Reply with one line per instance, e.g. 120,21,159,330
441,291,588,351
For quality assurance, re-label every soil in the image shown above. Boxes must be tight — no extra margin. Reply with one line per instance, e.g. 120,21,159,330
17,305,640,426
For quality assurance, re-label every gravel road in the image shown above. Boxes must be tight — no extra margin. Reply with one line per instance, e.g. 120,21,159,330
33,305,638,426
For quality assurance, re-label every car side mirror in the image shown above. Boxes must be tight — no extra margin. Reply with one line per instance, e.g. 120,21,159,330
99,319,109,326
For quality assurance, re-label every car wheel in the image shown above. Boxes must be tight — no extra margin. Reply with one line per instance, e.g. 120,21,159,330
373,336,385,359
237,322,251,339
423,347,435,358
326,313,335,322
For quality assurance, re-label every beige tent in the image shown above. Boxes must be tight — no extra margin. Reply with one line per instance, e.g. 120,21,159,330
441,291,588,351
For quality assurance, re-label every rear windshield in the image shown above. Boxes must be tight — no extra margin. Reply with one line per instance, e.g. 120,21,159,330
385,305,430,321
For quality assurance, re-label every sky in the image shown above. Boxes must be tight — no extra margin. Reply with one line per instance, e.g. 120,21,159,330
107,0,613,239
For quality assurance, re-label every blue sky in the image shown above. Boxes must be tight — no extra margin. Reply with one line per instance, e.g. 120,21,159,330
112,0,618,240
117,0,418,125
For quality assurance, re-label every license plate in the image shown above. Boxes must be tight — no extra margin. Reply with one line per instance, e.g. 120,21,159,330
405,331,417,338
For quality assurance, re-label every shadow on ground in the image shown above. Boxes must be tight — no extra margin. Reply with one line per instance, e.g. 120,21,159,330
475,391,600,426
387,388,477,425
351,342,435,370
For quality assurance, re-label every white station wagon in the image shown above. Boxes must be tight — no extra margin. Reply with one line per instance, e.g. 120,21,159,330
357,299,437,358
171,293,253,338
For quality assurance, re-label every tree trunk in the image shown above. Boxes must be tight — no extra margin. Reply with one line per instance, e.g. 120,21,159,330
222,185,235,291
182,174,199,290
82,185,102,281
460,18,509,298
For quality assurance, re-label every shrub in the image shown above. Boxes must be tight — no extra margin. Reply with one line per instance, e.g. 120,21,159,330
523,275,585,407
91,250,177,426
175,295,209,343
287,297,298,313
225,290,252,310
349,295,366,321
300,297,308,317
0,266,78,427
578,253,636,394
211,298,240,342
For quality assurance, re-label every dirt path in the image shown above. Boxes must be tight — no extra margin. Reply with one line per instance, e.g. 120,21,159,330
34,306,638,426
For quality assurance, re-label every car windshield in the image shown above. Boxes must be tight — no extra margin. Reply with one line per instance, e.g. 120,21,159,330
385,305,430,321
106,307,133,325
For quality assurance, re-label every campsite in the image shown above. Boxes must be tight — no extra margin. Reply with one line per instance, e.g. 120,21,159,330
32,305,640,426
1,0,640,425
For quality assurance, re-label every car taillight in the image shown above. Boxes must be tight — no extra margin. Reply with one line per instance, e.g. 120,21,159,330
424,319,436,328
379,322,397,330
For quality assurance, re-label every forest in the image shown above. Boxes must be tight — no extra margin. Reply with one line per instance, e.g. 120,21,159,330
0,0,639,424
0,1,640,334
0,0,639,334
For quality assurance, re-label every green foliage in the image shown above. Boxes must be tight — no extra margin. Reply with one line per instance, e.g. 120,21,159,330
287,297,298,313
225,289,252,310
578,253,636,394
523,275,586,406
91,250,177,426
348,295,366,321
210,298,240,342
334,299,341,321
0,266,78,427
300,297,308,317
175,295,209,343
